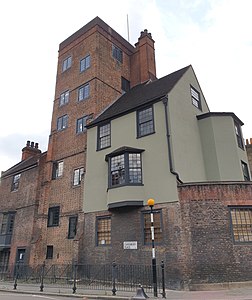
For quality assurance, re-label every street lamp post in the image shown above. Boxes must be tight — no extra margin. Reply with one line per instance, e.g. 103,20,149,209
147,198,158,297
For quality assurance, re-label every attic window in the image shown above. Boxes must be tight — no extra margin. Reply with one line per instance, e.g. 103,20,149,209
191,86,201,110
11,174,21,191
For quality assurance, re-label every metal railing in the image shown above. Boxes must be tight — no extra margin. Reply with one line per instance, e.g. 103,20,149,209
0,261,167,297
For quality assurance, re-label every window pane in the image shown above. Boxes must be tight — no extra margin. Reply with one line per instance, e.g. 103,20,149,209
138,107,154,137
191,86,201,109
98,123,111,149
97,217,111,245
230,207,252,242
68,216,77,239
111,155,125,186
129,153,142,183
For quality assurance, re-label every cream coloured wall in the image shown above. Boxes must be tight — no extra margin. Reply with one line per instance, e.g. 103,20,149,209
198,115,249,181
167,67,210,182
84,101,179,213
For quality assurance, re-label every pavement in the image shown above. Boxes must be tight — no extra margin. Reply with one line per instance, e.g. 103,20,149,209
0,281,252,300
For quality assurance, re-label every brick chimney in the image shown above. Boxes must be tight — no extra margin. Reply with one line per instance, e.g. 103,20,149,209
130,29,157,88
21,140,41,161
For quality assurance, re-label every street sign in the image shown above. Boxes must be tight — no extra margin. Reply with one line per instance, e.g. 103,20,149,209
123,241,137,249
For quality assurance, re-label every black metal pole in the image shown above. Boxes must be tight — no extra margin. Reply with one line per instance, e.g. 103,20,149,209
72,263,77,294
112,261,117,296
161,260,166,298
13,260,20,290
150,205,158,297
40,261,45,292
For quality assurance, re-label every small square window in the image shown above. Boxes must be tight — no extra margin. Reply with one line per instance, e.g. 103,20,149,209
112,44,123,63
59,90,69,106
142,210,163,244
190,86,201,110
96,216,111,246
57,115,68,131
68,216,78,239
47,206,60,227
137,106,155,138
73,167,84,186
62,56,72,72
97,123,111,150
11,174,21,191
80,55,91,72
52,161,64,179
46,245,53,259
78,84,90,101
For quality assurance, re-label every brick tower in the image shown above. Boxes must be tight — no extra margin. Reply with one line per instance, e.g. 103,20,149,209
30,17,156,265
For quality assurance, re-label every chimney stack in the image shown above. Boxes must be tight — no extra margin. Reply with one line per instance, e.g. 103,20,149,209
21,140,41,161
130,29,157,88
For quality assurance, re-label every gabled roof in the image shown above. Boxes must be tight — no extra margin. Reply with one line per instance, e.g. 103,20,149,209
1,155,40,178
88,65,191,128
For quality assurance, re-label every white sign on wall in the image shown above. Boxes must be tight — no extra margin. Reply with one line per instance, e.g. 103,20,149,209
123,241,137,250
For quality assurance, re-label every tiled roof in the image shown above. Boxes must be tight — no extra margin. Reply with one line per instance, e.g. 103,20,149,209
88,65,191,127
1,155,40,178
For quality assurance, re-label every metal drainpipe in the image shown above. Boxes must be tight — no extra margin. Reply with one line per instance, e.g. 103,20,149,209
162,96,183,184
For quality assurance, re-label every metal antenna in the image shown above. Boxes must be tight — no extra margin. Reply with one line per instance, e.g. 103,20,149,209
127,14,130,42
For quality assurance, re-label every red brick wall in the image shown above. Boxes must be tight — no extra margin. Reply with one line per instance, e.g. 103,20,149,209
179,183,252,285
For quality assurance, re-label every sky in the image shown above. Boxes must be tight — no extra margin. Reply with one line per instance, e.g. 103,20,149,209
0,0,252,173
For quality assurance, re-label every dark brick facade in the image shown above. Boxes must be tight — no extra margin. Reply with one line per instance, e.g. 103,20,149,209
82,183,252,289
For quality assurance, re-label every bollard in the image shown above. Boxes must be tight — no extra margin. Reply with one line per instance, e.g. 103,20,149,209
132,284,149,299
72,263,77,294
13,261,20,290
161,261,166,298
111,261,117,296
40,261,45,292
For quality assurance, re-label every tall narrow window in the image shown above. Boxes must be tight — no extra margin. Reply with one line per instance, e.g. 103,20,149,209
46,245,53,259
137,106,154,138
80,55,91,72
191,86,201,110
241,161,250,181
52,161,64,179
234,121,244,149
78,83,90,101
47,206,60,227
57,115,68,131
62,56,72,72
142,210,163,244
59,90,69,106
97,123,111,150
112,44,123,63
11,174,21,191
1,213,15,235
68,216,78,239
96,216,111,246
230,207,252,243
73,167,84,186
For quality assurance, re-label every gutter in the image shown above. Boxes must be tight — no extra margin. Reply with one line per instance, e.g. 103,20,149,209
162,96,183,184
